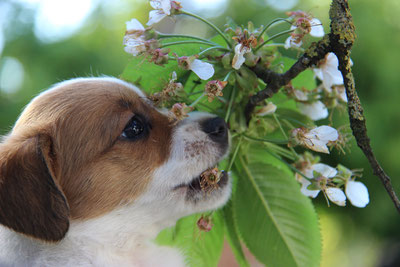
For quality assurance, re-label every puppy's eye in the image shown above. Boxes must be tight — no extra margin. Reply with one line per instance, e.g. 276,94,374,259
121,115,148,140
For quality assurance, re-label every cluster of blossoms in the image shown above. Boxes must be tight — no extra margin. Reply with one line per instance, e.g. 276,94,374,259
289,127,369,207
284,10,324,49
231,29,258,70
123,0,215,81
279,11,349,121
294,154,369,207
122,2,369,209
294,53,350,120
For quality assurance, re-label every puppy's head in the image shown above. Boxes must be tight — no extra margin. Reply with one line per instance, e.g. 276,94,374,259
0,77,230,242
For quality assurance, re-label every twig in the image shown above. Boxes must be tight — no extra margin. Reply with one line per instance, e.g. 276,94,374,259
244,36,330,121
329,0,400,212
245,0,400,213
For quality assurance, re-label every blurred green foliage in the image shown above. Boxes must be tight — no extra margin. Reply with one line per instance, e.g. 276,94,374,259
1,0,400,266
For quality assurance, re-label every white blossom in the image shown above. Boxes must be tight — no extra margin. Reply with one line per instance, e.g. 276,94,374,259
293,89,308,101
333,85,348,102
325,187,346,206
303,126,338,153
300,163,346,206
298,177,320,198
306,163,338,180
190,59,214,80
284,35,303,49
126,18,145,33
232,44,251,70
293,125,338,154
345,180,369,208
284,17,324,49
147,0,173,26
256,102,277,116
309,18,324,37
313,53,344,91
298,100,328,121
123,19,147,56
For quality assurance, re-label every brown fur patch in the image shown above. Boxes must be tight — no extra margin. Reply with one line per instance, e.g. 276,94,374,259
0,134,70,242
3,79,172,223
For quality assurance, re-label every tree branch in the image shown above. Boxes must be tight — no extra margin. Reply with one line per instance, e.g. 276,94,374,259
245,0,400,212
245,37,331,122
329,0,400,212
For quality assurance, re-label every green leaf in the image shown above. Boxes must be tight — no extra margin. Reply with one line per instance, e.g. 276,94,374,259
233,155,321,267
156,213,225,267
222,201,250,267
276,108,315,128
245,144,292,176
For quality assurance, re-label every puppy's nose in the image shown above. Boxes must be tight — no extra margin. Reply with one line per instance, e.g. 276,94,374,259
201,117,228,144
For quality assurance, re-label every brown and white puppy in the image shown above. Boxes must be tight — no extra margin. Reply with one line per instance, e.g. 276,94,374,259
0,77,231,266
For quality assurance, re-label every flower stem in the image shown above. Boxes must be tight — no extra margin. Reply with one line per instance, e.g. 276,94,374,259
242,134,288,145
187,90,204,96
242,133,294,160
259,43,305,52
190,93,205,107
257,18,292,41
198,46,230,57
189,80,201,93
263,142,295,161
254,29,294,52
225,85,236,122
158,33,222,46
179,10,232,48
272,114,299,159
227,136,243,172
264,149,309,179
161,40,219,48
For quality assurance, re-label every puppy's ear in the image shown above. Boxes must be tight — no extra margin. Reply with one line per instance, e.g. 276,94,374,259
0,134,70,242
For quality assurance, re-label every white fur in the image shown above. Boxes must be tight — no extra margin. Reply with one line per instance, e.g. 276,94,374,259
0,79,231,266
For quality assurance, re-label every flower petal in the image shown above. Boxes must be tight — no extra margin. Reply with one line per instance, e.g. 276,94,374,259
232,44,250,70
299,177,320,198
190,59,215,80
308,125,339,142
147,10,166,26
126,18,145,31
150,0,161,9
312,163,337,178
326,187,346,206
324,53,343,85
298,100,328,121
304,139,330,154
310,18,324,37
256,102,277,116
284,36,302,50
313,53,344,90
345,180,369,208
294,89,308,101
124,37,146,56
313,68,324,84
334,86,348,102
159,0,172,15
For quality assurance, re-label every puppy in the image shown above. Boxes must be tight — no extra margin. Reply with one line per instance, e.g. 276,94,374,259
0,77,231,266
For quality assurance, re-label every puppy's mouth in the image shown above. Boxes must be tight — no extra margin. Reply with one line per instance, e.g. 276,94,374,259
174,169,229,194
